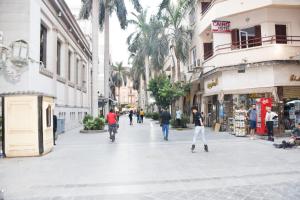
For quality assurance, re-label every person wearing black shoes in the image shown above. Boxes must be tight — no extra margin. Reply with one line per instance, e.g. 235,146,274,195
160,108,171,141
53,115,58,145
191,107,208,153
265,107,278,142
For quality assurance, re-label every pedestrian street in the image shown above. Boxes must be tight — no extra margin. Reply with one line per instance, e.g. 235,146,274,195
1,116,300,200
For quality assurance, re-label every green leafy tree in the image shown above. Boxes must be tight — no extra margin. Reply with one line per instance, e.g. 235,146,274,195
148,74,189,109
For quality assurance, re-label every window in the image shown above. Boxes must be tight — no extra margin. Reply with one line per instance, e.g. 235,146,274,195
82,64,86,87
68,51,72,81
201,2,211,15
40,23,47,67
231,25,261,49
57,40,61,75
190,47,197,67
203,43,213,60
46,105,51,127
275,24,287,44
76,58,79,84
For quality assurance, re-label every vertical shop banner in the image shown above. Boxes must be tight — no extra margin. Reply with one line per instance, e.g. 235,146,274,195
212,20,231,33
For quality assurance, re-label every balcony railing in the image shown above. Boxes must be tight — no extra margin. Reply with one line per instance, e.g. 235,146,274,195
203,35,300,61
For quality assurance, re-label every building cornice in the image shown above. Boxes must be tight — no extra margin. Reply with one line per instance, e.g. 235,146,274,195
43,0,92,60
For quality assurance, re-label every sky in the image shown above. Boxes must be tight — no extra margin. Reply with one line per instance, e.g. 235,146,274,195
65,0,162,66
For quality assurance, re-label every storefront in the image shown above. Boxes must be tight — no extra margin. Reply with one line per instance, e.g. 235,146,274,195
202,61,300,135
277,86,300,133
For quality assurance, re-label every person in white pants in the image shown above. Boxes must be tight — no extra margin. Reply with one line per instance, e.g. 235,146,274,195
191,107,208,152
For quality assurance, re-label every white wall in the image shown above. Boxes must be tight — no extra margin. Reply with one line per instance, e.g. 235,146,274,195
273,63,300,86
198,0,300,35
0,0,31,92
221,65,275,91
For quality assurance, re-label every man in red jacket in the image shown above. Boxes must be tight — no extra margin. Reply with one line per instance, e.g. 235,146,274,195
106,109,117,142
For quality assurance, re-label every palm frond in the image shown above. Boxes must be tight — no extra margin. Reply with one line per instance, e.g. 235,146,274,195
130,0,142,13
79,0,92,19
114,0,128,29
98,0,106,30
158,0,170,17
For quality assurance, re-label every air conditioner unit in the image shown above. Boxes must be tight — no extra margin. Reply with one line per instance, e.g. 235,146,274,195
197,59,201,67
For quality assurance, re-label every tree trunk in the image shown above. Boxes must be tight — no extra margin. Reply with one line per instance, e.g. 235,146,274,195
138,74,143,108
144,56,150,110
176,57,181,82
92,0,99,117
118,86,121,110
104,8,110,115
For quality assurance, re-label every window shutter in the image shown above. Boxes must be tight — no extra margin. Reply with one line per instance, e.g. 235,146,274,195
203,43,213,60
231,29,240,49
254,25,262,46
275,24,287,44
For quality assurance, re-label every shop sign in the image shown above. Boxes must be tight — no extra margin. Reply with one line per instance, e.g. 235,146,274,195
212,20,230,33
290,74,300,81
207,78,218,89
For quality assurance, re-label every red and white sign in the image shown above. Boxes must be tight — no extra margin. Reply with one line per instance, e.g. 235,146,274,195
212,20,230,33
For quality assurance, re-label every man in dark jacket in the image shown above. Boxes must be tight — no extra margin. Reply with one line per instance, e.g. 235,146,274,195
160,108,171,141
53,115,57,145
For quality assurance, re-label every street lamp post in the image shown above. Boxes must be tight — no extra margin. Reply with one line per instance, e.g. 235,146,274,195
98,93,108,117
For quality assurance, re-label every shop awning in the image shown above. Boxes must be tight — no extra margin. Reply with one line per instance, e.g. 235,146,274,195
203,87,276,97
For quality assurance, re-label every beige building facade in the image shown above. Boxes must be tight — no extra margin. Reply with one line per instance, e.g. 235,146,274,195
164,0,300,133
115,69,138,109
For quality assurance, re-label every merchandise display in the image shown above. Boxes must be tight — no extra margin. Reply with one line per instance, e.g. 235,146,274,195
233,109,247,136
227,117,235,134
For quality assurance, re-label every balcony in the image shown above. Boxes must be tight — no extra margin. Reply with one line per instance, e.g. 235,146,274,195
203,35,300,72
198,0,300,35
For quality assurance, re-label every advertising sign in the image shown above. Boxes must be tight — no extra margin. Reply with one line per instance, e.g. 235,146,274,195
212,20,230,33
256,98,272,135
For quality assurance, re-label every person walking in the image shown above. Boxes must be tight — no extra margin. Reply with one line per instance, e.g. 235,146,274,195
265,107,278,142
129,110,133,125
160,108,171,141
175,107,182,128
107,109,118,142
191,107,208,153
136,109,140,123
247,104,257,139
53,115,57,145
140,109,145,123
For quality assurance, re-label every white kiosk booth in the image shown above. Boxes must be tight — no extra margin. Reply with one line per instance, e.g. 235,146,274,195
1,92,54,157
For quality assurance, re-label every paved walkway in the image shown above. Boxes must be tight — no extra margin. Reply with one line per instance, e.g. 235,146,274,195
0,116,300,200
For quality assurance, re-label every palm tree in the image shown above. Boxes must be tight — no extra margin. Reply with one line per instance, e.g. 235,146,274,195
79,0,141,115
158,0,194,81
127,11,169,108
128,51,145,108
111,62,128,108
